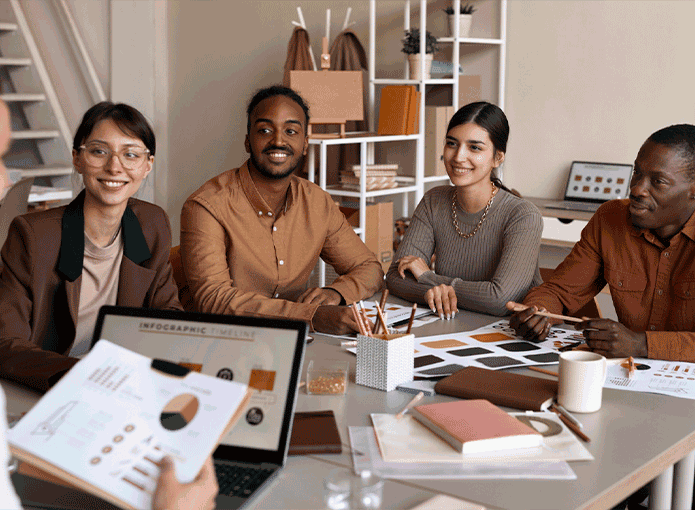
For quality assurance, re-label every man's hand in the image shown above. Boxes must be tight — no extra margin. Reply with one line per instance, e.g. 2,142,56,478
397,255,430,280
313,305,373,335
152,456,217,510
424,284,457,320
576,319,648,358
297,287,342,306
507,302,552,342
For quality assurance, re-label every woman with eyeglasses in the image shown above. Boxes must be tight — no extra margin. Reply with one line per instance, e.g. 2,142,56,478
0,101,181,393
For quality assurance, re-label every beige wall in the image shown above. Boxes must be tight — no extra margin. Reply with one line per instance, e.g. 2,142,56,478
52,1,695,242
504,0,695,198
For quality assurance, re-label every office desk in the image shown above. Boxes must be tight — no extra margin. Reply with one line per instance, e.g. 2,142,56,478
6,308,695,510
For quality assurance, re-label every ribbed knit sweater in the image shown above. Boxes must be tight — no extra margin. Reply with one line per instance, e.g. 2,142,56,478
386,185,543,316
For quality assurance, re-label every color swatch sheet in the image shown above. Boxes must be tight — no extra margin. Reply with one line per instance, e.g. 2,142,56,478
412,319,579,377
9,340,248,510
604,358,695,400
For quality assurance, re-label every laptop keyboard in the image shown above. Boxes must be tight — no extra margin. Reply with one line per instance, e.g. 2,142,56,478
215,463,275,498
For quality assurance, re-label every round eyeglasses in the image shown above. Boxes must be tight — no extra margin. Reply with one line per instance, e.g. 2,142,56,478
78,143,151,170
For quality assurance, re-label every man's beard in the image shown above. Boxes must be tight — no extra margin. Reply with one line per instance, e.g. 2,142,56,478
249,149,304,180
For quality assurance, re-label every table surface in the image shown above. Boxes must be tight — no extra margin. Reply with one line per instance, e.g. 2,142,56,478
6,305,695,510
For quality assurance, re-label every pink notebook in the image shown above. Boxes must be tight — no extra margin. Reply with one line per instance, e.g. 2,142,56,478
411,399,543,454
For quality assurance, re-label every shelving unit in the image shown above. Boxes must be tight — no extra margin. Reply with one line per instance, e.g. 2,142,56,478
308,0,506,286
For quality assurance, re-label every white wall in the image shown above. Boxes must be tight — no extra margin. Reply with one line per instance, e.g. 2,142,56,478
504,0,695,198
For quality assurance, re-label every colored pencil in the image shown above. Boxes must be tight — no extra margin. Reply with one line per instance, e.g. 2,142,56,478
507,301,583,323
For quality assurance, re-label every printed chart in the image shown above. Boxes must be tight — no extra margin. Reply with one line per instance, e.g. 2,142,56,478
604,358,695,400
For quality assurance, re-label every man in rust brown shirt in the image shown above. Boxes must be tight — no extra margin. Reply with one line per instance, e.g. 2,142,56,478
180,86,384,334
510,124,695,362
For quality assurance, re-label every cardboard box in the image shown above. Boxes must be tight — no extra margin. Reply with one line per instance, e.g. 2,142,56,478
425,106,455,176
340,202,394,273
425,75,481,107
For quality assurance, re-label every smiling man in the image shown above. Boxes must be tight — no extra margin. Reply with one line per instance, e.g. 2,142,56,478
509,124,695,361
180,86,383,334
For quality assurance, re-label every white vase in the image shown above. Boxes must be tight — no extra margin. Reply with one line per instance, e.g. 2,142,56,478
448,14,473,38
407,53,433,80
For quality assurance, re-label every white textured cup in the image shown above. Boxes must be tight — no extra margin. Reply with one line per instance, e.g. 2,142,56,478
558,351,607,413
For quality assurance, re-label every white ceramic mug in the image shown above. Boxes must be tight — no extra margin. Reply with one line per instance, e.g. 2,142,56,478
558,351,607,413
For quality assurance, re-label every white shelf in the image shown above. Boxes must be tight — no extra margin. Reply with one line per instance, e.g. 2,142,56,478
8,165,73,177
0,93,46,102
10,130,60,140
423,175,451,183
0,22,18,32
326,184,419,198
437,37,504,45
28,186,72,203
372,78,455,85
309,133,420,146
0,57,31,66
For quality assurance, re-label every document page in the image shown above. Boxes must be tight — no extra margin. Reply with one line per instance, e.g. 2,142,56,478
9,340,249,509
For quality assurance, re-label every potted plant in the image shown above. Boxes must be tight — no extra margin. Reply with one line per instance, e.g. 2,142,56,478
443,3,476,38
401,28,439,80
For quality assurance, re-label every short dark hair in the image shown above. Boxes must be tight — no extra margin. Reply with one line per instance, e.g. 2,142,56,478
648,124,695,179
73,102,156,156
447,101,510,191
246,85,310,133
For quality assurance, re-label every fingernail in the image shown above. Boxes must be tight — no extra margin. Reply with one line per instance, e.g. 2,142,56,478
439,314,444,320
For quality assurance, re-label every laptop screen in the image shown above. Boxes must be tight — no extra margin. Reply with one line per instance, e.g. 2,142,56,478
563,161,634,202
92,307,306,463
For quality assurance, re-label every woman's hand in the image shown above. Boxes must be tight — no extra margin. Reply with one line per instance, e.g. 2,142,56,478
397,256,431,281
425,284,457,320
152,456,218,510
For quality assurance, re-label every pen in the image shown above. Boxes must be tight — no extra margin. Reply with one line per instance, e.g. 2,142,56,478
396,391,424,419
551,402,584,430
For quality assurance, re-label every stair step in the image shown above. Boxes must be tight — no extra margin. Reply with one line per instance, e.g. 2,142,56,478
7,165,73,178
0,57,32,66
0,22,18,32
11,129,60,140
0,93,46,102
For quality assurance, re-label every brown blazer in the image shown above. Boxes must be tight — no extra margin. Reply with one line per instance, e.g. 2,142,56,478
0,191,182,392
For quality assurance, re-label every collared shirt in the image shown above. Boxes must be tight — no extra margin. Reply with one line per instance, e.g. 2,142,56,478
524,199,695,362
180,161,384,324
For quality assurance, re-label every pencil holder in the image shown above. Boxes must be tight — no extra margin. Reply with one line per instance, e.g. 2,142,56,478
356,333,414,391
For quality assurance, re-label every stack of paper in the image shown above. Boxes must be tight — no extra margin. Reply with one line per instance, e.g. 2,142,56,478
340,164,399,191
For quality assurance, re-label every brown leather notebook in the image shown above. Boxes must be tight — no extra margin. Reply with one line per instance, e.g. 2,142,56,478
434,367,557,411
288,410,342,455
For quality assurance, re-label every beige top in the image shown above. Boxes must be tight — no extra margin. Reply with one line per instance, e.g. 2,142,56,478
180,161,384,324
69,229,123,357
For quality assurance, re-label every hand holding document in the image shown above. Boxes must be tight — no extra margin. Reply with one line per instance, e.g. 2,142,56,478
9,340,251,510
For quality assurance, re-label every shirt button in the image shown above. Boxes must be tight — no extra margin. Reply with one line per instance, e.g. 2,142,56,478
650,325,656,331
664,252,670,258
268,212,273,216
618,281,623,287
273,226,277,232
657,289,663,296
274,293,279,298
258,211,263,216
279,260,284,265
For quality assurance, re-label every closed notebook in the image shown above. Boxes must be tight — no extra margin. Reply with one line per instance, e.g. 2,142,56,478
288,410,342,455
410,399,542,454
378,85,416,135
435,366,557,411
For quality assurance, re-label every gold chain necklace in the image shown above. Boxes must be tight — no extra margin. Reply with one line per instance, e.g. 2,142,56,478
451,183,498,238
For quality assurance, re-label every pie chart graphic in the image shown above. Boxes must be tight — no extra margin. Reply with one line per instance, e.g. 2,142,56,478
160,394,199,431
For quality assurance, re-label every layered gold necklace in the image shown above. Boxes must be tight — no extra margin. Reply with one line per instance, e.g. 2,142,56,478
451,183,498,238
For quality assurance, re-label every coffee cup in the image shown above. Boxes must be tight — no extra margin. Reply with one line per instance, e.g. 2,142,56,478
558,351,607,413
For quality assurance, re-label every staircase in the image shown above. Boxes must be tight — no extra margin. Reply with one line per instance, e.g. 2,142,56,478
0,0,73,204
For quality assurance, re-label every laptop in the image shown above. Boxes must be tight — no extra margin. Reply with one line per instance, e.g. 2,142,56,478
545,161,633,212
89,306,308,510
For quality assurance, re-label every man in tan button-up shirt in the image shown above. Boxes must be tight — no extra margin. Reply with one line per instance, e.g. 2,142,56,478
509,124,695,362
181,86,383,334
